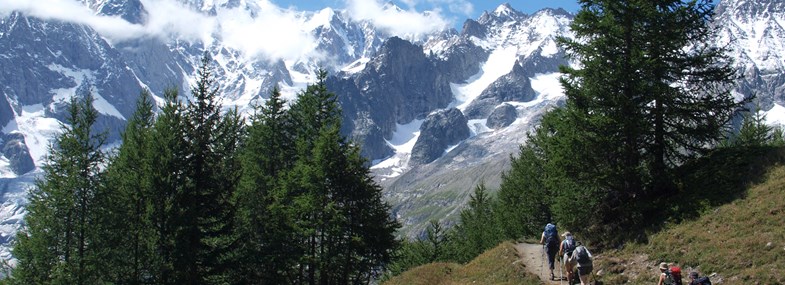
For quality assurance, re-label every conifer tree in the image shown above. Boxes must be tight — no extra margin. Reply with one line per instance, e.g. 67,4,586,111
147,87,188,285
496,143,550,239
450,183,500,263
12,91,107,284
735,106,774,147
280,70,399,284
100,90,157,283
176,54,242,284
521,0,743,245
232,86,297,284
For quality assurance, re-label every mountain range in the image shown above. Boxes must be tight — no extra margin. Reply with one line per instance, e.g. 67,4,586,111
1,0,783,262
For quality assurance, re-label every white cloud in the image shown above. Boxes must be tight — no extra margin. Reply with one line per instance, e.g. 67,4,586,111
215,2,318,61
139,0,216,43
0,0,319,61
0,0,146,40
0,0,453,61
344,0,449,38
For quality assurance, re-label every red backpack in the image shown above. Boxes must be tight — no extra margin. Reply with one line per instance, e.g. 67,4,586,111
668,266,682,285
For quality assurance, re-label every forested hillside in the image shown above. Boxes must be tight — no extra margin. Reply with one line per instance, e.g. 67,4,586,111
8,57,399,284
385,0,785,283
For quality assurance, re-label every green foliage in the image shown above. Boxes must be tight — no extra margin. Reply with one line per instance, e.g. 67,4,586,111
450,183,503,263
12,61,398,284
273,70,399,284
490,0,743,248
497,143,550,240
100,89,158,283
386,183,507,279
727,105,785,148
12,91,108,284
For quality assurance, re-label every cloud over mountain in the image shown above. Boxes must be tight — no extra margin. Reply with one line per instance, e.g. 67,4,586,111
0,0,455,61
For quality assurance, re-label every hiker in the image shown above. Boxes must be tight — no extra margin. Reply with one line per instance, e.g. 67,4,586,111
559,232,577,284
572,242,593,285
540,223,560,280
658,262,683,285
688,272,711,285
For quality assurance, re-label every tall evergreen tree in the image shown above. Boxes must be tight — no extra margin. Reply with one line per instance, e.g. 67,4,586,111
100,90,157,284
12,91,107,284
450,183,501,263
526,0,742,245
175,54,242,284
280,70,399,284
496,143,550,240
232,86,297,284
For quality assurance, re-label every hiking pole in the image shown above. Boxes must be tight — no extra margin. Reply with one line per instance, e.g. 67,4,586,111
559,255,563,285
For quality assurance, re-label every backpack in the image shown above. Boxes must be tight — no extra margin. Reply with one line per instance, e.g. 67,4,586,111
544,224,558,246
563,238,576,255
693,276,711,285
574,245,591,265
666,266,682,285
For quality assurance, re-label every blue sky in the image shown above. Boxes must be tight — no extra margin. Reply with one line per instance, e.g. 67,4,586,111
272,1,581,29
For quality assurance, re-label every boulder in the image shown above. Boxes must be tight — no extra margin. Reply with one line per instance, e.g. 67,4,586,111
410,108,470,165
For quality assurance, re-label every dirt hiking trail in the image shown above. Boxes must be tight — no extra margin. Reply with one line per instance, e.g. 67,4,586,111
515,243,564,285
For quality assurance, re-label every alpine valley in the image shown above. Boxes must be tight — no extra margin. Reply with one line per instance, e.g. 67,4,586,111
0,0,783,264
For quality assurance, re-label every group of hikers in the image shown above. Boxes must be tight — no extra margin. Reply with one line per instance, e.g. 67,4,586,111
540,223,593,285
539,223,713,285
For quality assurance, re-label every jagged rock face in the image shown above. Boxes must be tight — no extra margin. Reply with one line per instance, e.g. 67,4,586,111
0,13,142,121
330,37,454,159
94,0,147,24
461,19,486,39
435,38,489,82
464,61,537,119
0,93,13,129
371,37,454,123
486,104,517,129
410,108,470,165
715,0,785,108
2,133,34,175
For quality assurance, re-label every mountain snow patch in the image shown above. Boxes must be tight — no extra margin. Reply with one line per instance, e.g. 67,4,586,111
765,103,785,127
450,46,519,111
8,105,61,166
371,119,423,179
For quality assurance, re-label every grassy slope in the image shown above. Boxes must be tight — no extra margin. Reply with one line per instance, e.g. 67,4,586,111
383,242,540,285
597,147,785,284
388,147,785,284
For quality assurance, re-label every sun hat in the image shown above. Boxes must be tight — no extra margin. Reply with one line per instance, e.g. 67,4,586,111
659,262,668,271
561,231,572,237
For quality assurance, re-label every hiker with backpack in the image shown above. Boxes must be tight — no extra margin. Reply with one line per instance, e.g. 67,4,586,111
559,232,577,284
540,223,560,280
658,262,683,285
572,242,593,285
688,272,711,285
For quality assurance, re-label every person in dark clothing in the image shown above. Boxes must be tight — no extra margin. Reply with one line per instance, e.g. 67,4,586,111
540,223,560,280
688,272,711,285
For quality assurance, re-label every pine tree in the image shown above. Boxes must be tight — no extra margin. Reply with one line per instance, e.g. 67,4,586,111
279,70,399,284
12,91,107,284
232,86,297,284
532,0,744,245
496,142,550,240
450,183,501,263
100,90,157,283
148,87,189,285
735,106,773,147
175,54,242,284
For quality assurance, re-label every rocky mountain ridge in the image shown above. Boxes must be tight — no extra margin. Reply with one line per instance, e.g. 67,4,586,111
0,0,783,261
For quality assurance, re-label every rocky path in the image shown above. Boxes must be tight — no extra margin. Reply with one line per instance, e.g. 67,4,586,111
515,243,564,285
